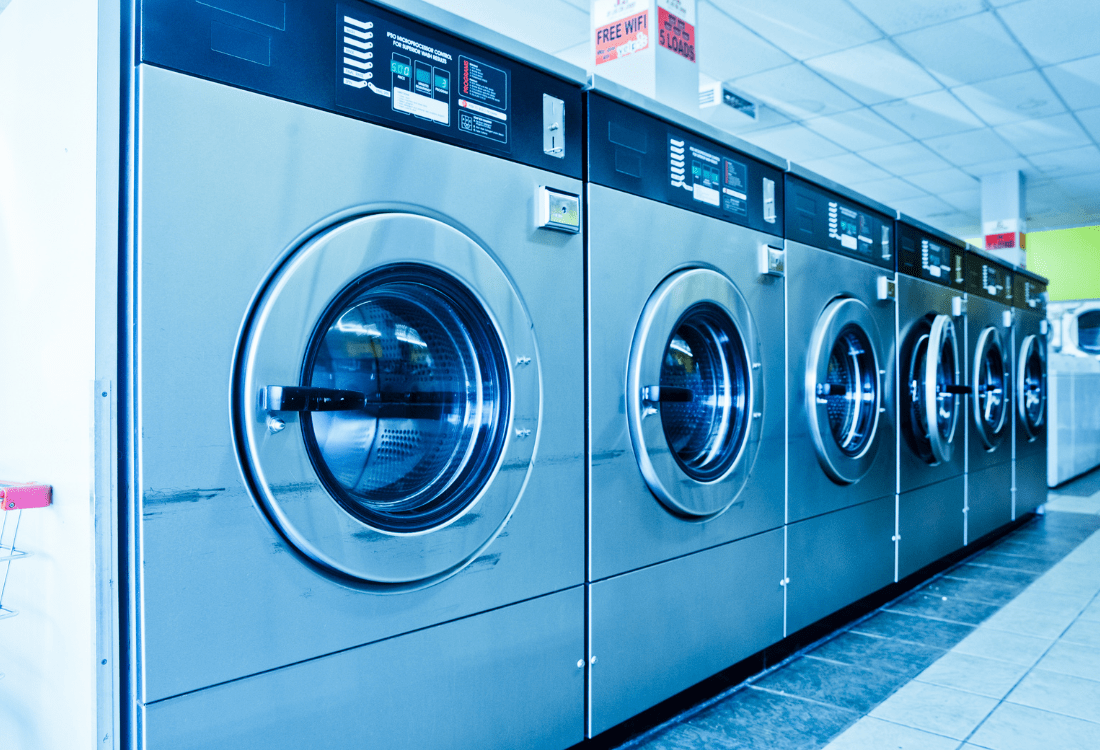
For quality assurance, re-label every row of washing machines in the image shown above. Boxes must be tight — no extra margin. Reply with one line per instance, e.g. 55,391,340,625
125,2,1047,748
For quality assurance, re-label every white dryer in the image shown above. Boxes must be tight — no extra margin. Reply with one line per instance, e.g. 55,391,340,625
129,1,585,748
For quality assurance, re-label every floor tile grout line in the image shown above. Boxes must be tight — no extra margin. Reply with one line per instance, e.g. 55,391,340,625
955,535,1100,748
746,684,864,716
855,712,977,744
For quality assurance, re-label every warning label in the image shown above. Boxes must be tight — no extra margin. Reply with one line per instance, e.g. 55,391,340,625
658,6,695,62
595,10,649,64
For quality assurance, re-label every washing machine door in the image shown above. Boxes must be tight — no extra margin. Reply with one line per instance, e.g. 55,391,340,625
902,314,961,465
1017,333,1047,440
1068,305,1100,356
971,327,1008,451
806,297,882,484
626,268,762,518
235,214,538,587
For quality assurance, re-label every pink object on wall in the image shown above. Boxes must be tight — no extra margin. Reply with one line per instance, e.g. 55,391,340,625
0,481,53,511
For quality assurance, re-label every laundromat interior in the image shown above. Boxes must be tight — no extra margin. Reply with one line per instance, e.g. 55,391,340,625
5,1,1100,748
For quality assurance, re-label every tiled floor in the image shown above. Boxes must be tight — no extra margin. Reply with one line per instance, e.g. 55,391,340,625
616,471,1100,750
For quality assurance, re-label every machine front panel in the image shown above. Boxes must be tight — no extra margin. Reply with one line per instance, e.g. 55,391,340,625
140,0,583,177
586,93,785,236
784,176,895,271
898,222,966,289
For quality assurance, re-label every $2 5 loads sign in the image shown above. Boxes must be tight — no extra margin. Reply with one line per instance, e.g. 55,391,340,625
657,0,695,62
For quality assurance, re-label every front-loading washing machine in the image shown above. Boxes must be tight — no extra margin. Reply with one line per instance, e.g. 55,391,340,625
964,248,1015,543
130,2,586,748
585,79,787,737
895,218,968,578
784,167,897,633
1012,268,1049,516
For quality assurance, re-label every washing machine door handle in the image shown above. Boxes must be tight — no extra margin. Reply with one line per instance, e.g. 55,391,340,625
261,385,365,412
641,385,694,404
943,384,971,395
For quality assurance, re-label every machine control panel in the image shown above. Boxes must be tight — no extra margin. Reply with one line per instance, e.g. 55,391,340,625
140,0,583,178
965,251,1014,304
1013,273,1048,313
897,222,965,288
586,93,784,237
784,176,894,270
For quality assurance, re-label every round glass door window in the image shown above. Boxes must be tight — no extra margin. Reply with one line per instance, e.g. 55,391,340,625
301,266,509,533
902,314,960,465
657,303,751,482
807,298,882,484
971,327,1007,451
627,268,762,518
236,213,539,587
1018,333,1046,440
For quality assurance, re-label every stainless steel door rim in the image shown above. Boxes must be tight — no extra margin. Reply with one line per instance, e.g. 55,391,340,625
924,314,961,465
972,326,1008,451
626,268,762,518
235,213,540,587
806,297,882,484
1017,333,1047,441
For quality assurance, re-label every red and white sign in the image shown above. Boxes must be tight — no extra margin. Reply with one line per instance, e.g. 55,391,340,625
657,0,695,62
594,0,650,65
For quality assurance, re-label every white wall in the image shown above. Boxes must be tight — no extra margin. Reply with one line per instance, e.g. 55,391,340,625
0,1,105,747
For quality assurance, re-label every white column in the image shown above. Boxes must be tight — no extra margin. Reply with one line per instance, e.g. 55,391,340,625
591,0,699,115
981,170,1026,267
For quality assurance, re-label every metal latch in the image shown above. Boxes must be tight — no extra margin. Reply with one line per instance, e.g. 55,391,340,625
1040,319,1049,335
542,94,565,159
537,187,580,233
759,244,784,277
876,275,896,301
1002,309,1014,328
762,178,777,224
952,296,966,317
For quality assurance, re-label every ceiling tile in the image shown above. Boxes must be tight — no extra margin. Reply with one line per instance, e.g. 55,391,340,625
922,129,1020,166
905,168,980,194
962,156,1035,178
995,113,1092,155
1076,106,1100,142
806,40,942,106
1028,146,1100,177
801,108,911,151
938,188,981,211
697,2,793,81
893,12,1032,87
890,194,958,220
741,123,848,162
699,102,793,136
1045,55,1100,112
845,176,929,203
797,153,891,185
1054,172,1100,206
999,0,1100,66
860,141,951,176
951,71,1066,126
873,91,984,139
845,0,986,35
707,0,882,60
423,0,588,54
729,64,862,120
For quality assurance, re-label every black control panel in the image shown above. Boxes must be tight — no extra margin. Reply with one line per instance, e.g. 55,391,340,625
965,251,1014,304
140,0,583,178
897,221,966,289
784,176,894,270
1013,273,1047,314
586,93,784,237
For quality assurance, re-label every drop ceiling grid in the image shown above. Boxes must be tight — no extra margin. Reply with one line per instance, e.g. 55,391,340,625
418,0,1100,235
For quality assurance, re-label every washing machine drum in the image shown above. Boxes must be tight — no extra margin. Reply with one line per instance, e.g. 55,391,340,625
971,327,1008,451
627,268,763,518
806,297,883,484
1018,333,1047,440
902,314,961,465
235,214,539,586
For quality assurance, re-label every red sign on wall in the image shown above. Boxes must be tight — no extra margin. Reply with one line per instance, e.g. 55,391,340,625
595,10,649,65
657,7,695,62
986,232,1024,251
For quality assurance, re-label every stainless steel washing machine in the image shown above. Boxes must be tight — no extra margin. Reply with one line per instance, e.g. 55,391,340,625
1013,268,1049,516
129,2,585,748
896,218,968,578
585,79,787,737
964,248,1015,543
785,167,897,634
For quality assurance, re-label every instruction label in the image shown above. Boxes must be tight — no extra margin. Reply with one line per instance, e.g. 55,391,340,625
336,4,510,149
670,135,750,216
